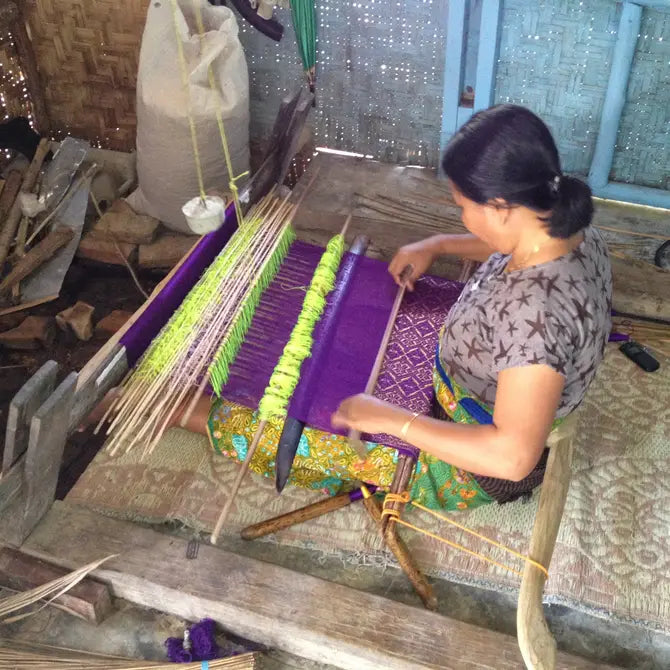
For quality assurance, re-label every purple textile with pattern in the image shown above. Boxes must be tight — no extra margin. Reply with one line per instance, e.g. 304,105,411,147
220,241,464,453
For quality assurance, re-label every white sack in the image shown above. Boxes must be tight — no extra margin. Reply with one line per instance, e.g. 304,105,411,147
127,0,249,232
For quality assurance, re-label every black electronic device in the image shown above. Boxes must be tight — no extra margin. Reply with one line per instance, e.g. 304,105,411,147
619,341,660,373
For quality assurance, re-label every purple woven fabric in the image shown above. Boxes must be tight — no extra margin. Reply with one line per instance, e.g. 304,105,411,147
120,203,238,365
221,241,464,451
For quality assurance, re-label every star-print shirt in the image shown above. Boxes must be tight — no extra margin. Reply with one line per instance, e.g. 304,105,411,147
440,225,612,418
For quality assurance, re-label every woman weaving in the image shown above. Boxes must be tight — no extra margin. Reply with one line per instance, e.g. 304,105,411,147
90,105,612,511
205,105,612,510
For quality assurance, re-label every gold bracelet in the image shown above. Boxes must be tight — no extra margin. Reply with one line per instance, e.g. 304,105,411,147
400,412,420,439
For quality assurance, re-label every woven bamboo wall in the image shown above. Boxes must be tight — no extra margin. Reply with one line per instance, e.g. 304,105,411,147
25,0,147,151
0,28,35,125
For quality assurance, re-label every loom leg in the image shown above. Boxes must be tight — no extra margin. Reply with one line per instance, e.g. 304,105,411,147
240,491,356,540
377,453,438,610
362,495,438,611
517,420,576,670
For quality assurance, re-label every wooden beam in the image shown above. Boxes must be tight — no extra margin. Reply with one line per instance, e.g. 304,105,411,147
473,0,502,113
0,547,112,623
0,374,76,546
23,502,618,670
3,360,58,474
439,0,467,156
588,2,641,190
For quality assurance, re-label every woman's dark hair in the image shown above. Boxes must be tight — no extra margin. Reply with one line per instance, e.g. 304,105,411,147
441,104,593,238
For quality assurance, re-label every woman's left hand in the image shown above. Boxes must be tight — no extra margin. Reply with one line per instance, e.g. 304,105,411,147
332,394,402,434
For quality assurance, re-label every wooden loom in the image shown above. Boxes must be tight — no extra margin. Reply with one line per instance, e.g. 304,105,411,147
1,152,588,669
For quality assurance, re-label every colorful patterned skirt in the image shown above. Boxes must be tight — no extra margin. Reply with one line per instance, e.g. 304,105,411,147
207,358,495,511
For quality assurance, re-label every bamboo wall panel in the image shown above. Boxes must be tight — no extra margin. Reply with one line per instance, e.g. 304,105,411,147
25,0,147,151
0,28,35,128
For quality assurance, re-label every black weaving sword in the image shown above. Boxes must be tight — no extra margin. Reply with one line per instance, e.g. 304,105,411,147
274,233,369,492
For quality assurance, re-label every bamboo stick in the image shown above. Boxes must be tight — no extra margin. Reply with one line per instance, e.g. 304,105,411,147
211,419,268,544
347,266,411,458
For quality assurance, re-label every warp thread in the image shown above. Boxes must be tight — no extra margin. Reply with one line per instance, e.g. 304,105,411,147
209,225,296,395
258,234,345,421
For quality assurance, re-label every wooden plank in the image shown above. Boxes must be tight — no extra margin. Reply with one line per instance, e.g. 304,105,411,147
3,360,58,474
23,502,617,670
0,547,112,623
0,295,59,317
292,207,462,279
518,415,578,670
68,345,127,434
588,2,641,190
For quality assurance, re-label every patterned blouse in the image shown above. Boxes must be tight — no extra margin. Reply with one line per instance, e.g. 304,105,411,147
440,225,613,417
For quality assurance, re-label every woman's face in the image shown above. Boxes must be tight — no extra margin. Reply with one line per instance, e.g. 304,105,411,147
449,181,518,254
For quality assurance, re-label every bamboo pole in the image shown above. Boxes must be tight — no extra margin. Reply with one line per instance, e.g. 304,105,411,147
347,265,411,458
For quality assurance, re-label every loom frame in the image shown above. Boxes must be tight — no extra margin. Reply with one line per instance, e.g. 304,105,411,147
1,145,589,668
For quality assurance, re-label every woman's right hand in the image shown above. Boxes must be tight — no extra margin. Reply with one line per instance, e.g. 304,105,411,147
389,237,441,290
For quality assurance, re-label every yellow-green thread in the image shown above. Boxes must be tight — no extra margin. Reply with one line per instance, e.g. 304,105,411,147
209,225,295,395
258,234,345,421
133,216,264,381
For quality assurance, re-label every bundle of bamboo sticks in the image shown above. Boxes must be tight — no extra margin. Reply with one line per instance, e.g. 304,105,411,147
0,641,256,669
101,192,296,457
612,316,670,358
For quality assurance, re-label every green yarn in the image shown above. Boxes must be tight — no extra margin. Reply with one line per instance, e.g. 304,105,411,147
133,215,280,383
258,234,345,421
209,225,295,395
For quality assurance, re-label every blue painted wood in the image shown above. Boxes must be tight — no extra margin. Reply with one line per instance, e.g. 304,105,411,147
474,0,502,112
594,182,670,209
440,0,467,156
588,2,642,189
457,106,474,129
630,0,670,7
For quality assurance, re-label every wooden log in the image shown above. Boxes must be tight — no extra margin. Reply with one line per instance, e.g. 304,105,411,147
240,492,355,540
91,200,160,245
0,172,23,233
0,315,55,350
0,227,74,295
138,232,199,270
362,493,438,611
77,232,137,266
22,501,616,670
0,138,50,271
94,309,133,337
55,300,95,341
0,547,112,623
3,360,58,474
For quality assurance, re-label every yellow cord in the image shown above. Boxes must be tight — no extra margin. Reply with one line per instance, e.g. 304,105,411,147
169,0,207,201
192,0,249,226
381,493,549,579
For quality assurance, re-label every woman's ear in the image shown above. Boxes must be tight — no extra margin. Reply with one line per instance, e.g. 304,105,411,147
485,199,511,227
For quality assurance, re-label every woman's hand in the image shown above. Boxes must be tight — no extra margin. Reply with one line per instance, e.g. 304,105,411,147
332,394,404,434
388,237,441,290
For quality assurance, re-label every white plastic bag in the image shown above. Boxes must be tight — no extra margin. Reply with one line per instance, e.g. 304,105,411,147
127,0,249,232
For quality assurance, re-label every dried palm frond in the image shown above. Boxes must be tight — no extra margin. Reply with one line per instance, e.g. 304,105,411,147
0,555,116,624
